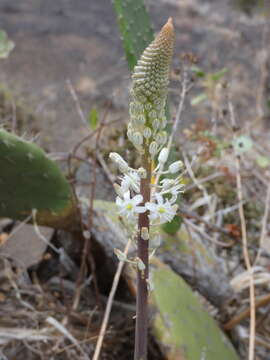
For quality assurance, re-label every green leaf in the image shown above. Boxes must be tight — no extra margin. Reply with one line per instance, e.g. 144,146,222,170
191,92,208,106
88,107,99,129
162,215,182,235
256,155,270,168
210,68,227,82
190,65,206,78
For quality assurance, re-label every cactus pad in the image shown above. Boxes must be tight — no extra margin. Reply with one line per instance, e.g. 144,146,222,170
152,267,239,360
0,130,76,228
113,0,154,70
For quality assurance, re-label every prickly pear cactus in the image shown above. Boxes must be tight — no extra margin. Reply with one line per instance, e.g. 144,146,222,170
152,267,240,360
113,0,154,70
0,130,76,229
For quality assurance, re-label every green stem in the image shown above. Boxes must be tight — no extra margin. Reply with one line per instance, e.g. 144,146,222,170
134,153,152,360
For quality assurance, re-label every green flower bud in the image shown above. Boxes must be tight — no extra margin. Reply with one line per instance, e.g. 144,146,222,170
156,131,167,145
128,18,174,153
152,119,161,131
143,127,152,139
132,132,143,146
149,141,159,156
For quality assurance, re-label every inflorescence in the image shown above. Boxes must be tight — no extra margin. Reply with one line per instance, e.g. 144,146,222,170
127,18,174,156
110,18,183,251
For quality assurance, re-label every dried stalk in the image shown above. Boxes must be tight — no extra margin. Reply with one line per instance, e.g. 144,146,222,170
255,180,270,264
229,101,256,360
93,239,132,360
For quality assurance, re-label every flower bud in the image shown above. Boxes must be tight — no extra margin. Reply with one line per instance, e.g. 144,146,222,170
156,131,167,145
129,102,137,116
132,132,143,146
148,110,157,120
149,141,159,156
144,103,152,111
141,227,149,240
160,178,175,190
137,167,147,178
158,147,169,164
152,119,161,130
136,114,146,125
109,152,129,173
168,160,183,174
143,127,152,139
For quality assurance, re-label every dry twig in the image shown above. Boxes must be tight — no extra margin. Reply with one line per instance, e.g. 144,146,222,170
254,180,270,265
229,101,256,360
224,293,270,331
92,239,132,360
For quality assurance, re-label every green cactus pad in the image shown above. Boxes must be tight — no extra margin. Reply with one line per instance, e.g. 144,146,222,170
113,0,154,70
152,267,239,360
0,130,76,228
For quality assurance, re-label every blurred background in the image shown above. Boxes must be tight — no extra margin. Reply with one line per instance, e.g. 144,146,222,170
0,0,269,151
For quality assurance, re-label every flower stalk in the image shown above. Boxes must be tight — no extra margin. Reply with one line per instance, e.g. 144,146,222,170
134,152,151,360
133,18,175,359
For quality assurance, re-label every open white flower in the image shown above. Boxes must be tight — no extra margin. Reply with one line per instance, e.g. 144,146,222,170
116,191,146,221
145,194,178,224
160,183,185,203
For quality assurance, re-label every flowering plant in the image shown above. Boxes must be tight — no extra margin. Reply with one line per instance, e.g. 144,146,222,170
110,18,183,360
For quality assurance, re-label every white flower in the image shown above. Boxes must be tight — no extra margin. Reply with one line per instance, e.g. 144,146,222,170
145,194,178,224
120,171,140,193
116,191,146,221
160,183,184,203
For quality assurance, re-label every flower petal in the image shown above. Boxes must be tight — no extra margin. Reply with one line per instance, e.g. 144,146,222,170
145,202,157,211
136,206,146,213
155,193,164,204
116,197,123,206
123,191,131,200
133,194,143,205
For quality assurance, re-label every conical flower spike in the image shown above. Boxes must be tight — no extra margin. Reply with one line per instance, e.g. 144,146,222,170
128,18,175,153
